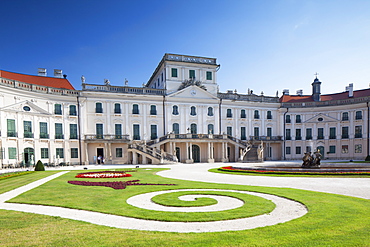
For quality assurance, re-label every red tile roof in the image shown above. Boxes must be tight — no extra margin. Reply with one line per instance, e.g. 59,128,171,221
0,70,75,90
280,88,370,103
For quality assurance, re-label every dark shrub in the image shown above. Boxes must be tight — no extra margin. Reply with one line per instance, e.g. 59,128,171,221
365,155,370,162
35,160,45,171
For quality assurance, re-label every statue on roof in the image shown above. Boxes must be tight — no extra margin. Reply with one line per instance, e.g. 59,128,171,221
81,75,85,83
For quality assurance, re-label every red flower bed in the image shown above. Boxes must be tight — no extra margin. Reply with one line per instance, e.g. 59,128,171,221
219,166,370,175
75,171,133,178
68,179,176,190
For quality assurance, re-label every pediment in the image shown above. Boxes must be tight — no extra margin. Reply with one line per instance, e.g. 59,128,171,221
168,85,218,100
304,113,338,123
0,100,51,115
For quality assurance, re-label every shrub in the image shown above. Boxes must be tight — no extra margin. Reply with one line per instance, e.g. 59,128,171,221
365,155,370,162
34,160,45,171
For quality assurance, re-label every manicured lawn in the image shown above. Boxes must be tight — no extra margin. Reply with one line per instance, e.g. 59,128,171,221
1,169,369,246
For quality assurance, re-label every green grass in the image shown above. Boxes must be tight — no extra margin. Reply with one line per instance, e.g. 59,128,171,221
0,168,369,246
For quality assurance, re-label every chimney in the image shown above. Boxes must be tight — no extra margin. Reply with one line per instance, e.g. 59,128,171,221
38,68,47,77
283,89,289,95
348,83,353,97
296,89,303,96
54,69,63,78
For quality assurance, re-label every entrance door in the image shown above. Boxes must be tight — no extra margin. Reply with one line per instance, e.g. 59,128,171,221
97,148,104,164
175,147,180,162
24,148,34,167
192,145,200,163
317,146,324,159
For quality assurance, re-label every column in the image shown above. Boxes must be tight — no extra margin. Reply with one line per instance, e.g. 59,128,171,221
207,142,214,163
132,151,137,165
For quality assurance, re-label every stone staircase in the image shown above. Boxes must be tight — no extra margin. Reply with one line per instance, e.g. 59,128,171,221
128,142,178,164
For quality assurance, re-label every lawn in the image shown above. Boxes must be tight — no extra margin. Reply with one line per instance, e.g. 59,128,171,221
0,168,369,246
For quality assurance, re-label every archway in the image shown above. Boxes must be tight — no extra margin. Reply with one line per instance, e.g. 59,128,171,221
192,145,200,163
23,147,34,167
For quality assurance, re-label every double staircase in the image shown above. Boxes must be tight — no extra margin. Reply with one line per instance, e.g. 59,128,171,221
128,142,178,164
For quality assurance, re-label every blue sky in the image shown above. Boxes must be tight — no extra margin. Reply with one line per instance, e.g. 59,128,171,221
1,0,370,96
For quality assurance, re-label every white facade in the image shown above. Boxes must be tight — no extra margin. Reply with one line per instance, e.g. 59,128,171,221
0,53,368,167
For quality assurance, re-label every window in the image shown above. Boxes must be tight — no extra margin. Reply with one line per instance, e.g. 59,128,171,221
206,71,212,80
355,111,362,120
318,128,324,139
190,123,197,134
172,105,179,115
285,115,291,123
295,129,301,140
70,124,78,139
306,146,312,153
296,146,301,155
115,124,122,139
341,145,349,153
69,105,77,116
227,126,232,136
286,129,291,140
355,126,362,138
208,124,214,134
342,126,349,139
171,68,178,77
286,147,291,155
23,121,33,138
132,104,139,114
133,124,140,140
151,125,157,140
116,148,123,158
342,112,349,121
241,109,246,118
329,127,336,139
329,146,336,154
71,148,78,158
150,105,157,115
296,115,301,123
227,109,232,118
56,148,64,158
96,124,103,139
208,107,213,116
254,127,259,138
306,128,312,140
241,127,246,140
7,119,16,137
173,123,180,134
41,148,49,159
189,70,195,79
267,127,272,137
54,104,62,115
40,122,48,138
267,111,272,119
95,102,103,113
254,110,259,119
8,147,16,159
114,103,121,114
355,144,362,153
190,106,196,116
55,123,63,139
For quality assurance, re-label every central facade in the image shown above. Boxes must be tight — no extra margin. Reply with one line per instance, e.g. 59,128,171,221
0,53,368,167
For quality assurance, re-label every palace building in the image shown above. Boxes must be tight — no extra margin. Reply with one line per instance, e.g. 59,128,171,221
0,53,369,167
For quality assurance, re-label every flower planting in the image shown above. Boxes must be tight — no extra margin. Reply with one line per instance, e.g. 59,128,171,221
220,166,370,175
68,179,176,190
75,171,135,178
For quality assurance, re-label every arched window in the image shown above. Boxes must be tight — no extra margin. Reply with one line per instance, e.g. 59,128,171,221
150,105,157,115
285,115,291,123
207,107,213,116
267,111,272,119
208,124,214,134
95,102,103,113
54,104,62,115
241,109,246,118
114,103,121,114
355,111,362,120
172,105,179,115
227,109,232,118
132,104,139,114
190,106,196,116
296,115,301,123
190,123,197,134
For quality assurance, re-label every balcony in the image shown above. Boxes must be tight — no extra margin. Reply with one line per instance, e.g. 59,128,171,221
342,135,349,139
7,131,18,137
285,136,291,140
306,136,312,140
70,134,78,140
40,133,49,139
85,134,130,142
317,136,324,140
250,136,283,141
55,134,64,139
24,132,34,138
295,136,302,140
355,134,363,138
329,135,336,139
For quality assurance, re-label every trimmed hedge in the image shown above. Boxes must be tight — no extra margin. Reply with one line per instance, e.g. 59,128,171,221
34,160,45,171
